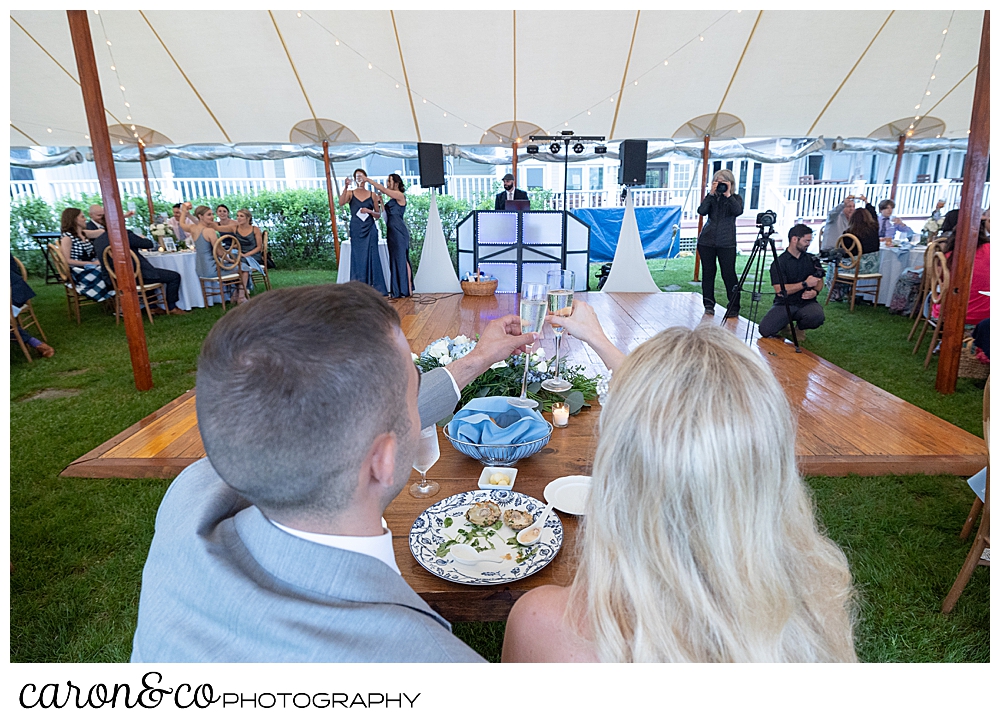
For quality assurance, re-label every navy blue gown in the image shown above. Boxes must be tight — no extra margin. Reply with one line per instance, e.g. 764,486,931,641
384,197,412,297
348,193,387,295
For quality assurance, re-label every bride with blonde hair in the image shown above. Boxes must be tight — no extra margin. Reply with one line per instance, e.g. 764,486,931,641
502,309,856,662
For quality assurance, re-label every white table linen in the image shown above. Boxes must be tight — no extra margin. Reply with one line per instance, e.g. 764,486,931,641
140,250,215,310
335,238,391,290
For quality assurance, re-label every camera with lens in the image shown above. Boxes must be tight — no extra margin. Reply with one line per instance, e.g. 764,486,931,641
756,209,777,227
715,182,728,195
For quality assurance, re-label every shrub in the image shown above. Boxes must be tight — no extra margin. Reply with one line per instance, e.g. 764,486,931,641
10,196,56,277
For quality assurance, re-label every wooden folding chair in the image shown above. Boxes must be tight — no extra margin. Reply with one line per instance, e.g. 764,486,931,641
48,242,102,324
102,246,167,324
248,230,272,292
199,235,246,313
825,233,882,312
908,241,943,326
942,376,990,613
911,251,949,368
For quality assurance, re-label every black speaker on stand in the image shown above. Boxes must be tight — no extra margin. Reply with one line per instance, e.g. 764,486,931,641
618,139,648,186
417,142,445,188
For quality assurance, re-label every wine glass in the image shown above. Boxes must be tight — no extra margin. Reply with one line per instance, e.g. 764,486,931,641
508,282,548,409
541,269,575,393
409,425,441,499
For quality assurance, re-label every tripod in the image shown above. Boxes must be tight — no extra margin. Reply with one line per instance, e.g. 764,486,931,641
721,223,801,353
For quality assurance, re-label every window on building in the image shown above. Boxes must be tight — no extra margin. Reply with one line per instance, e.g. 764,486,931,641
526,167,544,190
933,155,942,183
589,166,603,190
750,162,762,209
869,156,878,183
672,162,692,190
11,148,33,181
917,154,930,178
170,157,219,178
738,160,749,198
567,167,583,191
645,164,669,188
807,155,823,180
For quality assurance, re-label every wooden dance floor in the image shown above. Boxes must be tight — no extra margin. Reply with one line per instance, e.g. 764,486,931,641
62,292,986,480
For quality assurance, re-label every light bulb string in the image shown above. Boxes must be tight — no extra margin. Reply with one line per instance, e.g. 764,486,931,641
97,12,139,141
911,10,955,134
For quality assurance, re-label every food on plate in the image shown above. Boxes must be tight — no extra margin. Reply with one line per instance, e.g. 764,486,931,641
519,527,541,543
488,473,512,486
502,508,534,530
465,500,501,526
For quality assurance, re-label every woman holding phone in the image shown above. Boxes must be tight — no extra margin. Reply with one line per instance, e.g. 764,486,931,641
338,168,387,295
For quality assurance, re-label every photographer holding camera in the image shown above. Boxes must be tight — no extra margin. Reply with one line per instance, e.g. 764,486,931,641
697,169,744,316
758,224,826,340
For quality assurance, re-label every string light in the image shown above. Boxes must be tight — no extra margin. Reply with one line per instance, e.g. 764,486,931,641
298,10,488,136
85,135,89,140
110,65,115,70
908,10,954,135
98,13,137,142
548,11,732,130
119,85,125,91
297,11,302,17
46,127,52,133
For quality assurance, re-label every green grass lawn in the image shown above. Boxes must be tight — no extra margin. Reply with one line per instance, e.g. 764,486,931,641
9,265,988,663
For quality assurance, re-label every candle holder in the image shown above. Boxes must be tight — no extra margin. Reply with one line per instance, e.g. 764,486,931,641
552,402,570,428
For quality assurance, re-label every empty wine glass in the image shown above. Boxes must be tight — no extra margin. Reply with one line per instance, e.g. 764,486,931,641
409,425,441,499
541,269,575,392
508,282,548,409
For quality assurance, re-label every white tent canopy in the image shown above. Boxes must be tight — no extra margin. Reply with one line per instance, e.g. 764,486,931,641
10,9,984,148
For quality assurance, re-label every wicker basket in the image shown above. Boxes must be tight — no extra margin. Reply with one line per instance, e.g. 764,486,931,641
958,336,990,380
461,278,498,296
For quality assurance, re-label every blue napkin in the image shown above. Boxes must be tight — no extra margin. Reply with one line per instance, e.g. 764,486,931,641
967,467,986,503
448,397,549,445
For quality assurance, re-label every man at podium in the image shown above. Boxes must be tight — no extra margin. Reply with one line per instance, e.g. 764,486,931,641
495,173,529,210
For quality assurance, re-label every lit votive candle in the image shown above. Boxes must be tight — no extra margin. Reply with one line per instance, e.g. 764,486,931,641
552,402,570,428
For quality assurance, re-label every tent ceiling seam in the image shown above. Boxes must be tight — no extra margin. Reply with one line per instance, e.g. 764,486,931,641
807,10,894,136
513,10,517,128
610,10,641,140
711,11,763,133
268,11,318,125
391,10,421,143
138,10,231,143
10,123,40,145
10,15,124,128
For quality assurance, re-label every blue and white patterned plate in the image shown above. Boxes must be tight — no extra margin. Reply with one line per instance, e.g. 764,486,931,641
409,489,563,586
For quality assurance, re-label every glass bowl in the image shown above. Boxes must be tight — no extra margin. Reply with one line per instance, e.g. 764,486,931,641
442,423,553,466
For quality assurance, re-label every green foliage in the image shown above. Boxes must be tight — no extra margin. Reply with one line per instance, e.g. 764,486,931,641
10,196,56,276
402,193,470,273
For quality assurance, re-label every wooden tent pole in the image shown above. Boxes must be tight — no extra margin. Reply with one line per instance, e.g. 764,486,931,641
936,10,990,394
890,134,905,201
512,141,518,182
138,143,156,226
323,140,340,265
67,10,152,392
693,133,710,282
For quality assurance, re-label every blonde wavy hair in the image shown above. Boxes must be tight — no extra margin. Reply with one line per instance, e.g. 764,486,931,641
566,325,856,662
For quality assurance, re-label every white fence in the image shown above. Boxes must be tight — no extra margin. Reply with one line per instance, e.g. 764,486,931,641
779,182,991,220
11,175,987,223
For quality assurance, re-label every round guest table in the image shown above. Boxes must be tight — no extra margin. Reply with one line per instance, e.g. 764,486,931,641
335,238,391,290
139,250,216,310
876,244,926,305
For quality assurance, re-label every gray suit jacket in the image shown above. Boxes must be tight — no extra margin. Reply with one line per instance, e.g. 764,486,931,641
131,367,483,663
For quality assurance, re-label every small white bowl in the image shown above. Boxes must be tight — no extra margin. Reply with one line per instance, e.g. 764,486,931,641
477,466,518,491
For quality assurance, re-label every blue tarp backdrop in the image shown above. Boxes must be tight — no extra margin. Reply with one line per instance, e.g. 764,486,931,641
572,206,684,263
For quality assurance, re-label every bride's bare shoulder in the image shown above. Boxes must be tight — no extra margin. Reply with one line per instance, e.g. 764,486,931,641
501,585,598,663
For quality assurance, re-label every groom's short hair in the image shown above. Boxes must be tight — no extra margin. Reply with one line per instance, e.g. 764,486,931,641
196,282,410,517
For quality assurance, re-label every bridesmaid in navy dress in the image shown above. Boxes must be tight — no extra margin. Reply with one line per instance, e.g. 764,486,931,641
338,168,387,295
369,173,412,297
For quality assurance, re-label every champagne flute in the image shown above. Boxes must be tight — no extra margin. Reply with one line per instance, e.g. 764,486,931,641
541,270,575,393
508,282,548,409
409,425,441,499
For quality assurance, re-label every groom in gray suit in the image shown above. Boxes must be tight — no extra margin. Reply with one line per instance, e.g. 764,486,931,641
131,282,537,662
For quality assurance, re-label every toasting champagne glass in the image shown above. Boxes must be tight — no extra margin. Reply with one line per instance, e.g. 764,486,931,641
541,270,575,392
508,282,548,409
409,425,441,499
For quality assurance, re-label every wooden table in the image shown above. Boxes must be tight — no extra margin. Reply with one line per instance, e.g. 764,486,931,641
385,403,599,623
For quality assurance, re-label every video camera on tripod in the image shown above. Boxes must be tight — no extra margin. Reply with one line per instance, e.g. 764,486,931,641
756,210,777,228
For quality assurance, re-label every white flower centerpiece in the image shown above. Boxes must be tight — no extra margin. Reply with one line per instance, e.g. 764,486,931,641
414,335,601,414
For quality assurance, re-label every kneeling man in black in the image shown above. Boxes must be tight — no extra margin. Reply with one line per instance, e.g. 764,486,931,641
759,224,825,339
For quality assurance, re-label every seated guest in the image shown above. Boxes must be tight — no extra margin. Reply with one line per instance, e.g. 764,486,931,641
876,199,913,239
11,254,55,358
176,202,244,303
940,208,960,236
229,208,266,293
166,203,190,244
495,173,528,210
827,199,880,303
215,204,233,227
758,224,825,340
58,207,114,303
972,318,989,360
821,193,866,252
934,211,990,325
131,283,536,662
502,318,856,663
930,199,946,223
